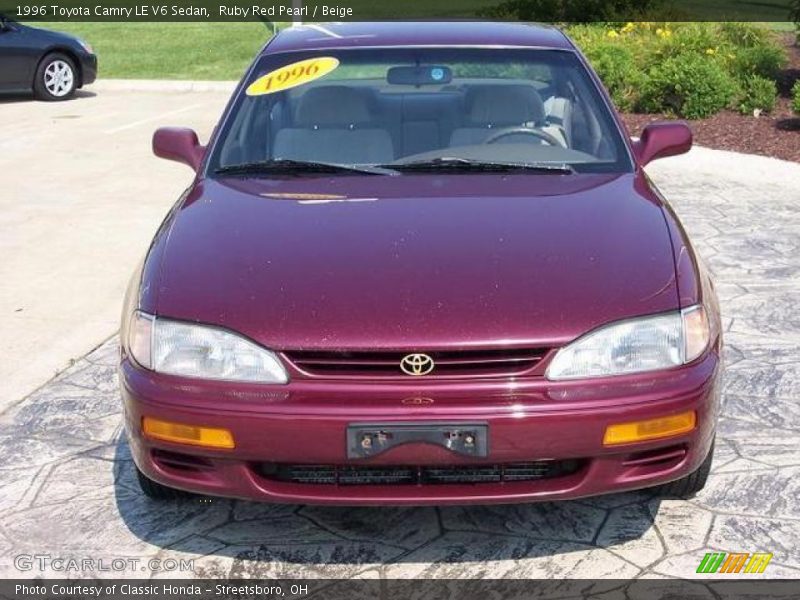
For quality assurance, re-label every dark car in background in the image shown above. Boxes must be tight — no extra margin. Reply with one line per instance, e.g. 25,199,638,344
0,14,96,100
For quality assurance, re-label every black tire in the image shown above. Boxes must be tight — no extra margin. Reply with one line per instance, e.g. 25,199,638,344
659,440,714,499
33,52,78,101
135,464,191,500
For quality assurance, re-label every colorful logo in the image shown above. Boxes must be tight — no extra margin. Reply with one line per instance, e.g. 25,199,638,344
696,552,773,574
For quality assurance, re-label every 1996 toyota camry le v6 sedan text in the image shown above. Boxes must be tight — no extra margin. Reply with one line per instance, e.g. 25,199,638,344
120,22,721,505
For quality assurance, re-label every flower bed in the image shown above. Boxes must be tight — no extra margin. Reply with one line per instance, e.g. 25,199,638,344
568,22,788,119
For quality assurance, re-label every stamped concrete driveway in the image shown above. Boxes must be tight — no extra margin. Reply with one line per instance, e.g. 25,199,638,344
0,90,799,579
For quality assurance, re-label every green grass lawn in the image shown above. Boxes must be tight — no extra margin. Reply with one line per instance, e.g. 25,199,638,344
32,16,796,81
30,0,495,79
33,22,277,79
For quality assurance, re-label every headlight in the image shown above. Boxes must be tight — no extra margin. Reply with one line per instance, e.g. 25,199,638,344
127,311,288,383
546,305,710,380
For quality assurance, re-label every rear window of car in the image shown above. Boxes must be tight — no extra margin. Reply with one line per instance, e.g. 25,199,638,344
208,47,633,175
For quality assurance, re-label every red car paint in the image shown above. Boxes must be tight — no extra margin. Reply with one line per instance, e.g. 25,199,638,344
121,22,720,505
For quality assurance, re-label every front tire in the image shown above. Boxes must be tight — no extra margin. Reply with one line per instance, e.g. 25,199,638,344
34,53,77,101
659,439,714,499
135,464,191,500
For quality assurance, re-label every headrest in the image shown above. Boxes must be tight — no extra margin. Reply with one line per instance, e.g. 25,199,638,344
467,86,546,127
294,86,372,127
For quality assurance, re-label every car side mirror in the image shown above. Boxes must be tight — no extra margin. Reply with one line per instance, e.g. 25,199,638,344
633,121,692,167
152,127,205,172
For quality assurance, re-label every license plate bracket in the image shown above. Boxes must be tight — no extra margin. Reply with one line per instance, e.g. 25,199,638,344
346,422,488,459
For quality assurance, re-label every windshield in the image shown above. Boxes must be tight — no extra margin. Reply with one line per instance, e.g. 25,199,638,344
208,48,632,176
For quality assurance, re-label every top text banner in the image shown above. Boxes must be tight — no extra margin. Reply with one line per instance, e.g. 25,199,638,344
0,0,796,21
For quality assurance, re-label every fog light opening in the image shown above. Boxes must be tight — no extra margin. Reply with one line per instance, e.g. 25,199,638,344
142,416,235,449
603,411,696,446
151,449,214,472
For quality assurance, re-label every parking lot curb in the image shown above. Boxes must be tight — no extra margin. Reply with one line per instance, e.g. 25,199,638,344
91,79,238,93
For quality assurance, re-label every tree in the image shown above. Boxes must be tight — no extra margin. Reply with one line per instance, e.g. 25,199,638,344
480,0,664,22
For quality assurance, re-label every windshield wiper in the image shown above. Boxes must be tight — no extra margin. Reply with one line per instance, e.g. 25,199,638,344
214,159,397,177
381,157,575,174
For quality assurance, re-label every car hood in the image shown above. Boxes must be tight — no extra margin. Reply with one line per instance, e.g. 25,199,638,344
149,172,678,350
24,23,84,47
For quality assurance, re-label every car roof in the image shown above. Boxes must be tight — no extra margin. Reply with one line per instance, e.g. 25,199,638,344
263,22,573,55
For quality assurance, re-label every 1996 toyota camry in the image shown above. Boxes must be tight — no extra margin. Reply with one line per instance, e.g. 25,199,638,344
120,22,721,505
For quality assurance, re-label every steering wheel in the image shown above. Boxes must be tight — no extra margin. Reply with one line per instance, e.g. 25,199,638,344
484,127,562,147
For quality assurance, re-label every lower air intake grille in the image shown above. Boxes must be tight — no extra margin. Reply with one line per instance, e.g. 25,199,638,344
258,460,582,486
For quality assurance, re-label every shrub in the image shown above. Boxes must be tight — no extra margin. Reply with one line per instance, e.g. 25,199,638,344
649,23,724,66
638,54,737,119
481,0,664,21
658,24,787,81
568,22,783,118
793,81,800,115
735,75,778,115
728,44,788,80
717,22,773,48
581,42,641,111
791,0,800,43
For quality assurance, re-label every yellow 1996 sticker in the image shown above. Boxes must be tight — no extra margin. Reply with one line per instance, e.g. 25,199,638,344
246,57,340,96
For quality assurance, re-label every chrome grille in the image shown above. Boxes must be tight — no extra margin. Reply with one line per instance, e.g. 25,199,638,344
283,347,549,379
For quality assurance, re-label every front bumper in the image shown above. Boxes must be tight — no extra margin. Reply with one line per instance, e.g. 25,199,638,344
121,352,720,505
78,53,97,86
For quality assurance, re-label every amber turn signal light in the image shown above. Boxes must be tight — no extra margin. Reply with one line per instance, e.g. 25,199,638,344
142,416,235,449
603,410,696,446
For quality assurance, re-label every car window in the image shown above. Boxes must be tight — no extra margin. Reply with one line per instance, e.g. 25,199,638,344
209,48,632,175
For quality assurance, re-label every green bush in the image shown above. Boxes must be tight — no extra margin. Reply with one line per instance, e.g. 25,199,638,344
568,22,784,118
649,23,784,76
717,22,773,48
481,0,664,21
791,0,800,43
735,75,778,114
728,44,788,80
638,54,737,119
651,23,722,64
581,42,641,111
793,81,800,115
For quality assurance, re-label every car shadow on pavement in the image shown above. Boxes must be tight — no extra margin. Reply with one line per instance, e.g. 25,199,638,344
113,436,662,573
0,89,96,104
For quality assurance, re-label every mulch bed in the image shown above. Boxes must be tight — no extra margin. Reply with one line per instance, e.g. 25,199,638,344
620,34,800,164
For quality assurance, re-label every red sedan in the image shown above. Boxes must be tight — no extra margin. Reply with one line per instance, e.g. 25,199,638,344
120,22,721,505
